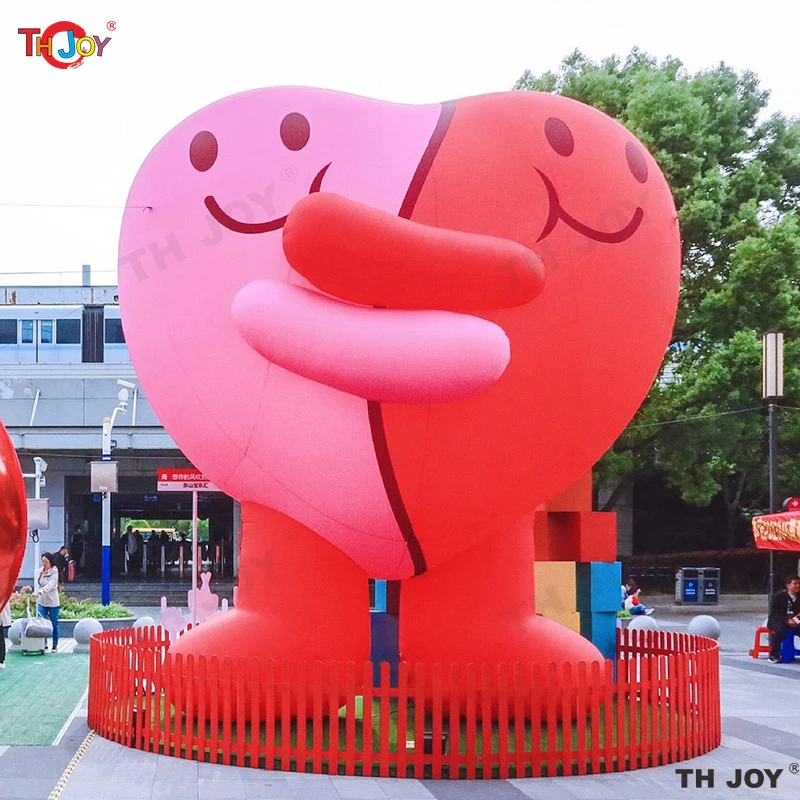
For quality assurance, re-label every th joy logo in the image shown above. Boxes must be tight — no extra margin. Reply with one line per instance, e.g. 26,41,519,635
18,21,113,70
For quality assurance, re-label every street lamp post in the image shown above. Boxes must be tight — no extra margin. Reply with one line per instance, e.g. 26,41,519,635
22,457,48,579
100,380,135,606
762,332,784,602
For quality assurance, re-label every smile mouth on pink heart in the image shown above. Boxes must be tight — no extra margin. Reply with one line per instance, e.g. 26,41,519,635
204,163,331,234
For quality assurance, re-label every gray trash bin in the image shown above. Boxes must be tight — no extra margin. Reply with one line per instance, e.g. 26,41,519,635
699,567,720,605
675,567,720,605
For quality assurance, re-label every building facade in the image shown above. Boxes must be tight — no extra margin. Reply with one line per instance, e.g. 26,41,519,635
0,285,238,582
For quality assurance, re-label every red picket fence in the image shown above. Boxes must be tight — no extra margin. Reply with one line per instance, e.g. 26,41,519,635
88,627,720,779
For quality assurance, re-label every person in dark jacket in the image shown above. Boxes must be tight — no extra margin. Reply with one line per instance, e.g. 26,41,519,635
52,546,70,586
767,575,800,662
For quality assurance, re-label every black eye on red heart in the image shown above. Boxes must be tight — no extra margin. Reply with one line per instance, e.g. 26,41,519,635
189,131,218,172
625,142,648,183
280,112,310,151
544,118,574,157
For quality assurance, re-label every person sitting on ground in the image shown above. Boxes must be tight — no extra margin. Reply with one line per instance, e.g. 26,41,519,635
767,574,800,663
623,579,654,616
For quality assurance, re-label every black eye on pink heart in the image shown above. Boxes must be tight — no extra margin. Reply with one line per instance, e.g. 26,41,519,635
544,117,648,183
189,113,311,172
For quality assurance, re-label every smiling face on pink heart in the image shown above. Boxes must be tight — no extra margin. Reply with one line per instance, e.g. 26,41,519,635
119,88,680,578
120,88,449,577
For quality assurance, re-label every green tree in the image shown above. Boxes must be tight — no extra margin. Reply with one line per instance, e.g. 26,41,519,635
515,50,800,547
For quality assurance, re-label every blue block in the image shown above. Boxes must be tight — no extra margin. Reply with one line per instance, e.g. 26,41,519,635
576,561,622,613
370,612,398,685
580,610,617,661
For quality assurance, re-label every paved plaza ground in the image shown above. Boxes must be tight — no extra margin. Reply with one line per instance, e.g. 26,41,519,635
2,595,799,799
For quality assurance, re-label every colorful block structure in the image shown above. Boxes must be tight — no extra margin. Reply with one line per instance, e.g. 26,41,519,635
532,472,621,660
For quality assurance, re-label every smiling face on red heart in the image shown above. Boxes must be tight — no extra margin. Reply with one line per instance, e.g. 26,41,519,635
380,92,681,570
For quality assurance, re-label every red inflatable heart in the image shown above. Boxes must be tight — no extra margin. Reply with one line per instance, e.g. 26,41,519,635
0,420,26,610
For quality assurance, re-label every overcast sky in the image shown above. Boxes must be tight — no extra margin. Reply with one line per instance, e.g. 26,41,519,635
2,0,799,286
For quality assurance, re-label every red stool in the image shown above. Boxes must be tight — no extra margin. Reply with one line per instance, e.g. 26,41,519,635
751,626,771,659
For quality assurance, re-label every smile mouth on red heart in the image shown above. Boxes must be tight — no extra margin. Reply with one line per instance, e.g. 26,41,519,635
535,167,644,244
204,162,331,234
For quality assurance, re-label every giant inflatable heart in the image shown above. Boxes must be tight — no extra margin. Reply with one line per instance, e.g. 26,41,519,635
119,88,679,671
0,420,26,610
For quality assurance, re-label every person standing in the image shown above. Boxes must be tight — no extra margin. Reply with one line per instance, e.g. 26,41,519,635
71,526,84,576
33,553,61,653
0,598,11,668
767,574,800,663
52,546,70,586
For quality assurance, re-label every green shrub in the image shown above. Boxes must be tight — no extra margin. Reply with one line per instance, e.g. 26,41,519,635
8,587,133,620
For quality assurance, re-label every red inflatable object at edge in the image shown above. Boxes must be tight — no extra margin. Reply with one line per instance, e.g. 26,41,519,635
119,89,681,687
0,420,26,610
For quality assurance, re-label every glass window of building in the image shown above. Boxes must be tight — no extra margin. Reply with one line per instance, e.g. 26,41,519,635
105,318,126,344
0,319,16,344
56,318,81,344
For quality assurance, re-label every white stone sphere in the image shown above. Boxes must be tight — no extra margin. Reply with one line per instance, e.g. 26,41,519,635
687,615,721,640
133,616,156,629
73,618,103,644
8,618,24,645
627,615,659,632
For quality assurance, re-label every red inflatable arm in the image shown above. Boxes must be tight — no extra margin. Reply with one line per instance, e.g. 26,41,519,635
282,193,545,310
0,421,26,608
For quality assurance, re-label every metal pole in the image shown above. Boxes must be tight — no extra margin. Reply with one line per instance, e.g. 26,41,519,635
192,490,199,628
101,417,112,606
768,402,778,601
33,460,41,582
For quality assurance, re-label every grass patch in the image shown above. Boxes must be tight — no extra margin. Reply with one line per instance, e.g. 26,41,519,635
0,652,89,745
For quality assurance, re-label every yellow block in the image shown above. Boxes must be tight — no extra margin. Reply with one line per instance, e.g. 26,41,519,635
541,610,582,634
535,561,580,632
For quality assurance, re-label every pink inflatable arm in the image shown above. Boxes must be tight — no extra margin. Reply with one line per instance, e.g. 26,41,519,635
232,280,510,404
